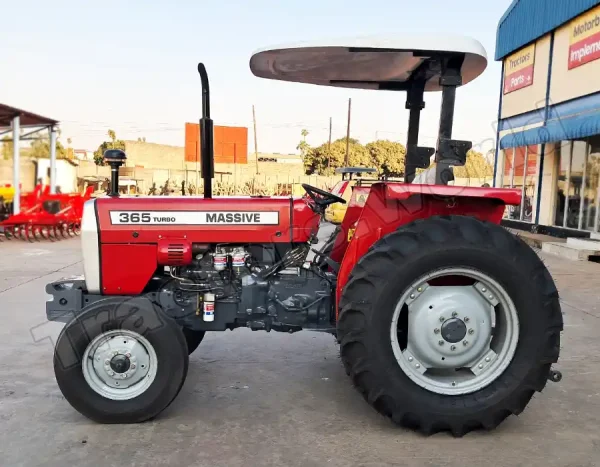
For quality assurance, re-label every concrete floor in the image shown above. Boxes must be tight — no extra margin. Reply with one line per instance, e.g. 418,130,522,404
0,229,599,467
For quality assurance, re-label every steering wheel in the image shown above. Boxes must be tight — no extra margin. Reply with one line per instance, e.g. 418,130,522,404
302,183,346,210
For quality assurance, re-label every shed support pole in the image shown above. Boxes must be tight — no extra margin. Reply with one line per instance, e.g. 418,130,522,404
12,116,20,214
49,126,57,194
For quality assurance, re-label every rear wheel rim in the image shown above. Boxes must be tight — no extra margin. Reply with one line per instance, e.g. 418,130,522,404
82,329,158,401
390,267,519,396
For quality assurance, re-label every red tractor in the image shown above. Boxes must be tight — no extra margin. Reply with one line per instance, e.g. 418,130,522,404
46,36,562,436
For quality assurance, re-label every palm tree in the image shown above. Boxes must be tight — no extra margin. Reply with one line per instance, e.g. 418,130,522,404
108,130,116,148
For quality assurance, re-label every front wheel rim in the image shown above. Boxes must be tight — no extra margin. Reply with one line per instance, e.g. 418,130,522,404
390,267,519,396
82,330,158,401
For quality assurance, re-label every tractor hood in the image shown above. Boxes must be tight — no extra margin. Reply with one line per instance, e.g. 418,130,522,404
80,196,321,294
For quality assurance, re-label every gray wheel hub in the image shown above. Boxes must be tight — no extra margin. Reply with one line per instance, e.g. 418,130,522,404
391,268,519,396
82,330,158,401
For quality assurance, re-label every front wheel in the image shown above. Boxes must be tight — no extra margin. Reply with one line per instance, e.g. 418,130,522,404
182,328,206,355
53,297,189,423
337,215,563,436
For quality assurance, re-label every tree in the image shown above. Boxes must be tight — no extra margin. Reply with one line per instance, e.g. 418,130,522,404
296,129,310,158
1,136,13,160
366,140,406,177
303,137,370,175
94,129,126,165
453,150,494,178
137,137,146,142
29,135,67,159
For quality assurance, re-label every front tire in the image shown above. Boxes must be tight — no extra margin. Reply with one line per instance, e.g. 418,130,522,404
182,328,206,355
53,297,189,423
337,215,562,436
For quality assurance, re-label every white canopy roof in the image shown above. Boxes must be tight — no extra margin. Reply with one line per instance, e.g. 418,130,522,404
250,35,487,92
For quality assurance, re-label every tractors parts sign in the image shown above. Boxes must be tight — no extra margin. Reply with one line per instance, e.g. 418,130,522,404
569,5,600,70
110,211,280,225
503,44,535,95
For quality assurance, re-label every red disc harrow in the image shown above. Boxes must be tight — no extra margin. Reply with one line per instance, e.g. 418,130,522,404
0,185,93,242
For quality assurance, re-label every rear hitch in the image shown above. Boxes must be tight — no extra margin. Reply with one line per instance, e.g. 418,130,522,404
548,369,562,383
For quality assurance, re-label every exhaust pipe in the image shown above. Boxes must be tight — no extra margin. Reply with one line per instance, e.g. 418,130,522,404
197,63,214,199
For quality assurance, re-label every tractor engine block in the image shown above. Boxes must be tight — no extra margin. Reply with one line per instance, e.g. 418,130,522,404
157,243,335,333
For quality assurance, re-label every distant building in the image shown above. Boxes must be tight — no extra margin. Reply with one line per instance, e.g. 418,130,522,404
495,0,600,236
258,153,303,164
73,149,94,161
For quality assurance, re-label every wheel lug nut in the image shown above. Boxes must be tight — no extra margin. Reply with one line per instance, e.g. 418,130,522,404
468,329,474,335
131,364,136,369
125,353,131,358
105,359,110,365
108,370,114,376
434,328,440,334
438,340,444,346
439,316,445,322
463,340,468,346
452,311,458,318
464,317,470,322
450,345,456,351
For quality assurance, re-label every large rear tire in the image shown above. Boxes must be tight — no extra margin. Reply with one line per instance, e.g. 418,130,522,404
53,297,189,423
337,215,562,436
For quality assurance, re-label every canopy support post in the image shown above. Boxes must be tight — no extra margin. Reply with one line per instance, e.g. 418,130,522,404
434,54,472,186
404,75,436,184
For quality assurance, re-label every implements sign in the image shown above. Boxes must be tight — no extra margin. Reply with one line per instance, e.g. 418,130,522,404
503,44,535,94
569,5,600,70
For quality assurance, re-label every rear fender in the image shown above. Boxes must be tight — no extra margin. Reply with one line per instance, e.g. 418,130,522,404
335,183,521,317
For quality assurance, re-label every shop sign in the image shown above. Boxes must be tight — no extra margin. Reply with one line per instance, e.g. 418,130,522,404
504,44,536,94
569,5,600,70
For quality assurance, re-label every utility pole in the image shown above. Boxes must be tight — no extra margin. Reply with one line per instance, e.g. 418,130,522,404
328,117,332,169
345,98,351,166
252,104,259,174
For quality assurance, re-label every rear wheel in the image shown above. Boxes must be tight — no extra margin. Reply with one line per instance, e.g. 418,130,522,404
337,215,562,436
54,297,189,423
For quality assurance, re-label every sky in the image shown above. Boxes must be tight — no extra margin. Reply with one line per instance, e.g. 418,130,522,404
1,0,512,156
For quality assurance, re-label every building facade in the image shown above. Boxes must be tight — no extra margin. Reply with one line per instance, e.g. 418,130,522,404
495,0,600,237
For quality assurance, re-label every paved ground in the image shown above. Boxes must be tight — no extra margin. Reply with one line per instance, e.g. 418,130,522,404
0,228,599,467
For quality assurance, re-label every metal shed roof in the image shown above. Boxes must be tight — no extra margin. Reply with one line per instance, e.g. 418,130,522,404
495,0,600,60
0,103,58,128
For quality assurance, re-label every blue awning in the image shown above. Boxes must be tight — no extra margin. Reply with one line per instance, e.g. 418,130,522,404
499,111,600,149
